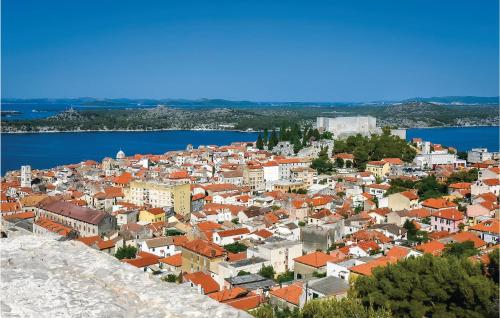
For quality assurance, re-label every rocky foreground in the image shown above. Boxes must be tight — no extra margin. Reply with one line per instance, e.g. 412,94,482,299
0,234,250,318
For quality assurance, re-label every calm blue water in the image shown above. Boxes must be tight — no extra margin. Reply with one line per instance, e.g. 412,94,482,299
1,126,498,175
1,131,259,175
407,126,499,152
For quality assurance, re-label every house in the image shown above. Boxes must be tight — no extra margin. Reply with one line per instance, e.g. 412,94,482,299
365,161,390,179
269,283,303,309
208,287,261,311
181,239,227,274
387,191,419,211
36,199,116,237
431,208,464,233
247,238,303,274
466,202,498,224
140,236,188,257
416,240,446,256
441,231,487,249
365,184,390,199
421,198,457,212
159,253,183,274
386,210,410,227
298,276,349,306
183,271,220,294
370,223,407,240
349,256,398,279
212,227,250,245
139,207,166,224
217,257,271,283
471,178,500,197
293,251,345,281
385,245,421,259
122,251,160,272
225,273,276,293
469,219,500,244
368,208,391,224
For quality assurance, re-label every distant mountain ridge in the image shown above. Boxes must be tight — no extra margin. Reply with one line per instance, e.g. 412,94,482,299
2,96,498,107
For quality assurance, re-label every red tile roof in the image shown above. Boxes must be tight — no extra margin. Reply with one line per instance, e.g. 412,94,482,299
422,198,457,210
184,272,220,294
469,219,500,235
349,256,398,276
270,283,303,306
216,228,250,238
432,208,464,221
34,217,73,236
182,239,226,258
294,251,345,268
159,253,182,267
416,240,446,256
38,199,108,225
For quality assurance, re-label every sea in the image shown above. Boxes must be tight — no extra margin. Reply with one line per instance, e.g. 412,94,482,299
1,126,499,175
1,103,499,174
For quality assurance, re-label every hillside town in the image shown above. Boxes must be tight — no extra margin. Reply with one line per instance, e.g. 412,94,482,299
1,117,499,316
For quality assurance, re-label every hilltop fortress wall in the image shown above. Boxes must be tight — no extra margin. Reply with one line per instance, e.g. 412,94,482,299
317,116,406,140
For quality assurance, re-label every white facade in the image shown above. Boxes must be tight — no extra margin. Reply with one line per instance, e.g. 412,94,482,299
316,116,381,138
21,165,32,188
247,239,303,274
467,148,493,163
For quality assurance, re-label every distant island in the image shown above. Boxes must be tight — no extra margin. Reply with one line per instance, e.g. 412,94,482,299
1,97,498,133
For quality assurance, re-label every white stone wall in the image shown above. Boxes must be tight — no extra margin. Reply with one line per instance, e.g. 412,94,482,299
1,234,251,318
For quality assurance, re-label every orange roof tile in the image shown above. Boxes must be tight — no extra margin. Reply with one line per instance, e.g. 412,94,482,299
416,240,446,256
432,208,464,221
422,198,457,209
184,272,220,294
349,256,397,276
448,232,487,248
294,251,345,268
270,284,302,306
159,253,182,267
183,239,226,258
469,219,500,235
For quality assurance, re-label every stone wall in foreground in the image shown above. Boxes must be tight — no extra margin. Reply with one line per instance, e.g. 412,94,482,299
1,234,251,318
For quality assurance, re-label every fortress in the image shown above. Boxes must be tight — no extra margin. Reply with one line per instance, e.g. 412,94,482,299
316,116,406,140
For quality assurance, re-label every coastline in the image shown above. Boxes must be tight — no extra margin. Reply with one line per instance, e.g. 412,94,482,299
0,128,261,134
1,124,498,134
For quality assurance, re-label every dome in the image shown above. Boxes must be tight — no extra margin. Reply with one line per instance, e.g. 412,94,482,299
116,149,125,159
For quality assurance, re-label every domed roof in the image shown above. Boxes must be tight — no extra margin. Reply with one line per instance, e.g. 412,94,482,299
116,149,126,159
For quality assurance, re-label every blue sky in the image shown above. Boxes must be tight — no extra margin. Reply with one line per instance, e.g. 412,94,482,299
2,0,498,101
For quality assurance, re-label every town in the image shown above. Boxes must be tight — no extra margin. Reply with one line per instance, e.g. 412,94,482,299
1,116,499,317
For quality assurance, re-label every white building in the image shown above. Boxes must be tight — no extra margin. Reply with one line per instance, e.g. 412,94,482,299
467,148,493,163
20,165,32,188
316,116,381,138
413,151,466,169
247,238,303,274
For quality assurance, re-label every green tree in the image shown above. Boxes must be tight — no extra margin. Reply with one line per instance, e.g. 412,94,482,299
334,157,345,168
237,270,251,276
268,129,279,150
259,265,276,280
442,241,478,258
345,160,352,168
223,242,248,253
162,274,178,283
276,270,294,284
301,297,391,318
115,245,137,260
355,254,498,318
256,134,264,150
311,147,333,174
485,249,499,284
403,219,428,244
263,128,269,145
